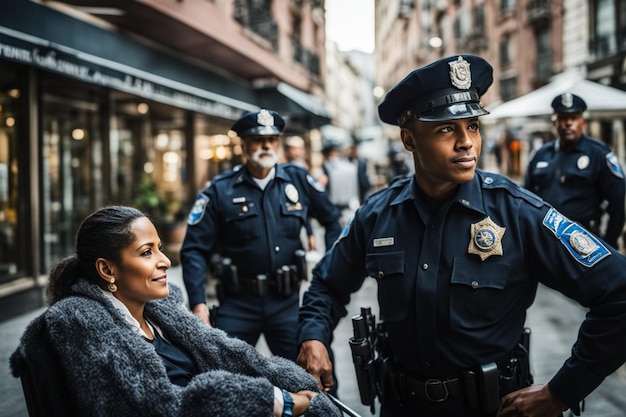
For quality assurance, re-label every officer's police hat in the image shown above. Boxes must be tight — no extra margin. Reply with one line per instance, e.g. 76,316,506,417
230,109,286,137
378,55,493,126
551,93,587,114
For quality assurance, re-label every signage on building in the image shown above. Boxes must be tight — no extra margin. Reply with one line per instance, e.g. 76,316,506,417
0,28,256,119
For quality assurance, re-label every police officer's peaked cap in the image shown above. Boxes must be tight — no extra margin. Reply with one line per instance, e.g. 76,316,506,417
230,109,286,137
378,55,493,126
551,93,587,114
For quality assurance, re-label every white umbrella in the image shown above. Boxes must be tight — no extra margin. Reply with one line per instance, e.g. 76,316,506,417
484,72,626,120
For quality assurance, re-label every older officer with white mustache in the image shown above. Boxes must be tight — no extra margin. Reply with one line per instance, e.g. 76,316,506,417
181,109,342,364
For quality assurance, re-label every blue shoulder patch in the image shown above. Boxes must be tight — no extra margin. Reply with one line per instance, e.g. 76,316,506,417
542,208,610,267
306,174,325,192
187,194,209,225
606,152,624,178
336,214,354,243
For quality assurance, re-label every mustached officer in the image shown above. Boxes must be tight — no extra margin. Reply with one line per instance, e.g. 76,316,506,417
297,55,626,416
524,93,625,249
182,109,341,361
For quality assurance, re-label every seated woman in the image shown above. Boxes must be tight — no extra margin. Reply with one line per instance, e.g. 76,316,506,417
11,206,341,417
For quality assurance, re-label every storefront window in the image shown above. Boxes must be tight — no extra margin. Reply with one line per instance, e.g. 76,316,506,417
0,72,21,283
40,85,103,272
193,114,242,190
111,95,189,222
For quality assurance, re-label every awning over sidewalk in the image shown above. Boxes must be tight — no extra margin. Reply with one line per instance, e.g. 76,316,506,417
485,72,626,121
255,82,331,131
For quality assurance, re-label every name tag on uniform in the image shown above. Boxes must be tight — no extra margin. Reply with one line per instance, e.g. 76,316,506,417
373,237,394,247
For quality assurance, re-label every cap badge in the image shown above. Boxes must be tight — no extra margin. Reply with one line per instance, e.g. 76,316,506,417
468,216,506,261
561,93,574,108
285,183,299,203
449,56,472,90
257,109,275,127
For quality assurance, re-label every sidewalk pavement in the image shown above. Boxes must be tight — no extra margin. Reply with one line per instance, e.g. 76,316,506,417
0,262,380,417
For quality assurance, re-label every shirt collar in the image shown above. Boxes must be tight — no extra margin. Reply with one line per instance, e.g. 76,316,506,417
100,288,154,338
390,174,486,215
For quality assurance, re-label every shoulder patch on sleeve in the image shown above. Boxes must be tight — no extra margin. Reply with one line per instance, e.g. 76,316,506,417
542,208,610,267
187,194,209,225
306,174,326,192
606,152,624,178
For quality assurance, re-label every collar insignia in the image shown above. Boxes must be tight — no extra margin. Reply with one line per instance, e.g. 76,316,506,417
468,216,506,261
285,184,299,203
449,56,472,90
257,109,274,127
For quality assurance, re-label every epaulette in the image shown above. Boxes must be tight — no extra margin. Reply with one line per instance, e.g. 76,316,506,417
478,171,544,208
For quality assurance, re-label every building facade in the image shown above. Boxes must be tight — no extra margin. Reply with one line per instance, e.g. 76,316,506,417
0,0,328,320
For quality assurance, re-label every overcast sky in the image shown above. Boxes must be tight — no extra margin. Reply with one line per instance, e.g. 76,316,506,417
325,0,374,53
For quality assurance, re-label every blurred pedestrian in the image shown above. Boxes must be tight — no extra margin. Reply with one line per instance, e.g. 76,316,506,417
284,135,308,169
524,93,626,249
181,109,341,362
346,141,373,204
322,141,360,225
297,55,626,416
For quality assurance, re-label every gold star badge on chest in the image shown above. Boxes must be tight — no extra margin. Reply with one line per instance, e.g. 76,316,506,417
468,216,506,261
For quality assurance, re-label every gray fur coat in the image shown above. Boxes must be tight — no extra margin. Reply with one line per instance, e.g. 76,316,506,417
10,279,342,417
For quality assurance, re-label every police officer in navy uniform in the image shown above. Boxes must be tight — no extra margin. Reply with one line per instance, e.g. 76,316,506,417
296,55,626,416
524,93,626,249
181,109,341,362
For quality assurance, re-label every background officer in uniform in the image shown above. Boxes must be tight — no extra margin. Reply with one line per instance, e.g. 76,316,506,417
297,55,626,416
524,93,625,249
181,109,341,361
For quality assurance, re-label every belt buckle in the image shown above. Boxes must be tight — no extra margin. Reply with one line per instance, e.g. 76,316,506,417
424,379,448,402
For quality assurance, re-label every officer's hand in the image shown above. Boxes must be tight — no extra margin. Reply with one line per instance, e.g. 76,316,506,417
497,384,568,417
192,303,211,326
308,234,317,251
296,340,334,392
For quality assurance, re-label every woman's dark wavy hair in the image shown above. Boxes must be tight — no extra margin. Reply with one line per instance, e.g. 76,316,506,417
46,206,147,305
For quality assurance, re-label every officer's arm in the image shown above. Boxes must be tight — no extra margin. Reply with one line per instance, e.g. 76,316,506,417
180,191,219,323
599,153,626,247
529,209,626,410
301,173,342,249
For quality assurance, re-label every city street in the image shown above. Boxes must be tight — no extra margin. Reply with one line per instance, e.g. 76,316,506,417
2,265,626,416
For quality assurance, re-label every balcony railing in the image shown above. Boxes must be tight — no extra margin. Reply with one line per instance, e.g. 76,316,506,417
292,40,320,75
526,0,551,25
233,0,279,51
589,29,626,61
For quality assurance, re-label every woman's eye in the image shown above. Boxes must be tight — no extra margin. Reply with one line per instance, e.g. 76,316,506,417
141,249,153,256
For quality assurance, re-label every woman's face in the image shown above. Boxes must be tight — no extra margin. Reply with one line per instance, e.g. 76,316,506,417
109,217,171,309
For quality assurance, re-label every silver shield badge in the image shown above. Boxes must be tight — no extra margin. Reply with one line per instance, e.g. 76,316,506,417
285,184,299,203
449,56,472,90
257,109,274,127
561,93,574,108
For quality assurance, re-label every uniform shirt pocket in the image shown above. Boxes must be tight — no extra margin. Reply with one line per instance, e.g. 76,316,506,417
222,204,260,242
280,203,308,238
450,257,509,330
366,251,407,321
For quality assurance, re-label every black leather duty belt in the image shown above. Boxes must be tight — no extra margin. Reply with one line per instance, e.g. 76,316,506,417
404,376,462,403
